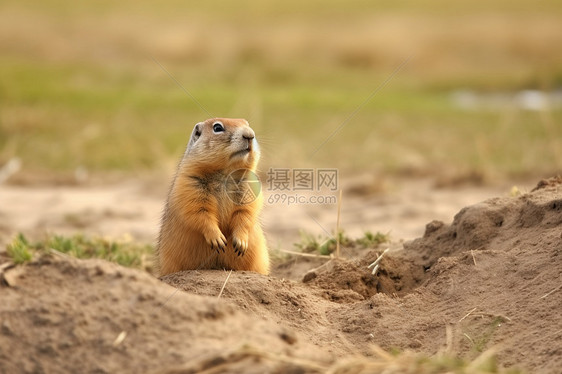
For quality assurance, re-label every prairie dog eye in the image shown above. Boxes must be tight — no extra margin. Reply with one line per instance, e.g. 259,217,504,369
213,122,225,133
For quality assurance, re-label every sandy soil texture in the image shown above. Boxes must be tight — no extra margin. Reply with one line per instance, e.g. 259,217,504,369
0,177,560,373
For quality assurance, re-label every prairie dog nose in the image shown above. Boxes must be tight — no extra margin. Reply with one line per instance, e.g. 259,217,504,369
242,128,255,140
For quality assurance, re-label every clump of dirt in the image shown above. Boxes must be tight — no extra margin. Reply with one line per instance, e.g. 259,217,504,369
1,177,561,373
301,253,426,302
303,258,377,303
532,175,562,191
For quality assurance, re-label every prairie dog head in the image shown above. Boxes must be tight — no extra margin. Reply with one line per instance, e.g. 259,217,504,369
184,118,260,171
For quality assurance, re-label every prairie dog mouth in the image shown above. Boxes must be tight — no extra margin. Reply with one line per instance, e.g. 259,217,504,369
230,147,251,159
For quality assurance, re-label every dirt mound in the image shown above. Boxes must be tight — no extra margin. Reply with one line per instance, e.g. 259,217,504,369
1,177,561,373
333,177,562,372
405,176,562,268
0,256,329,373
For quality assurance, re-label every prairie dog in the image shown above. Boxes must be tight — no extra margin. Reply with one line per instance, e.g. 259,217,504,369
155,118,269,276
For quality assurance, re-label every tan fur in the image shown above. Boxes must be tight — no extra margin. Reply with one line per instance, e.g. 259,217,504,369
155,118,269,276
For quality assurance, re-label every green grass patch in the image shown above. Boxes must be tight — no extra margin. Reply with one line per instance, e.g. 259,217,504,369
6,234,34,264
294,230,389,255
357,230,390,248
5,233,153,271
2,57,561,177
470,317,506,353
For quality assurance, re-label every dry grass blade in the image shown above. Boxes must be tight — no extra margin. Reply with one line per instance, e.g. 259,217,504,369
278,249,332,258
134,342,524,373
540,284,562,299
112,331,127,347
367,248,389,275
335,189,343,258
459,307,478,322
49,248,72,259
217,270,233,299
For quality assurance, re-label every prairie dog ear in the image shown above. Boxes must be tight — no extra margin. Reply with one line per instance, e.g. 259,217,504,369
186,122,203,154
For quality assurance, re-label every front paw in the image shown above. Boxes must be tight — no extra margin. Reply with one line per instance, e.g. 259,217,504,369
232,235,248,256
205,230,227,253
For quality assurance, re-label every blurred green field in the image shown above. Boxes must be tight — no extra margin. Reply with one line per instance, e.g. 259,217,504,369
1,0,561,181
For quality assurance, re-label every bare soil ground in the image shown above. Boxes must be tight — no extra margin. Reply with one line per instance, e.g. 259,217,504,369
0,176,509,250
0,176,561,373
